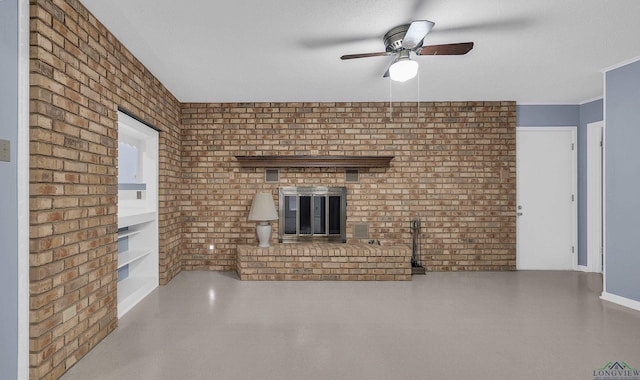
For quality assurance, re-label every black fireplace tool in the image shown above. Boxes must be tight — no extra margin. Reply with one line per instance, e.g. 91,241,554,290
410,220,426,275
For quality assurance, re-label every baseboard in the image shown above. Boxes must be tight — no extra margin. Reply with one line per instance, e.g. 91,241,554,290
600,291,640,312
577,265,590,272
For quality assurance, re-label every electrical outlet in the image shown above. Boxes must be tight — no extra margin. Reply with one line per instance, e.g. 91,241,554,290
0,139,10,162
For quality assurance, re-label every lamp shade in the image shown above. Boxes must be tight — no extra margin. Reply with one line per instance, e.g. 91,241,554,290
248,192,278,221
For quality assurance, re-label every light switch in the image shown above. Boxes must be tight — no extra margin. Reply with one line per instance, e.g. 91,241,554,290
0,139,10,162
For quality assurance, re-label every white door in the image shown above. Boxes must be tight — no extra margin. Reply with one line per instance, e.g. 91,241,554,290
517,127,577,270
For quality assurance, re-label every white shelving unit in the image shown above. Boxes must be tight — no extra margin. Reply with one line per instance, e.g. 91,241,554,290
117,111,159,318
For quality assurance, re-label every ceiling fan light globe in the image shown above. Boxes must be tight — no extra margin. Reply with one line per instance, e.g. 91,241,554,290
389,59,418,82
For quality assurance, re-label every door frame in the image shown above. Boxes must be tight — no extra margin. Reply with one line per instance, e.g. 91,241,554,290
586,121,604,273
516,126,578,270
18,0,30,377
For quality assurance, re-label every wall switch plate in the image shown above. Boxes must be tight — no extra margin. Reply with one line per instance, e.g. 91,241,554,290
0,139,10,162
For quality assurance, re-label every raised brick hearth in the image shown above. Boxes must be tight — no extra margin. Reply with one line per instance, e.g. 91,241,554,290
237,243,412,280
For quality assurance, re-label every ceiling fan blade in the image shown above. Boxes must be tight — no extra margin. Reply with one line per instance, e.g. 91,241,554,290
418,42,474,55
340,52,392,60
402,20,435,49
433,17,533,35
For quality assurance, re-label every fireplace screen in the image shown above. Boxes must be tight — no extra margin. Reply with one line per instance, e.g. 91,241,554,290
279,186,347,243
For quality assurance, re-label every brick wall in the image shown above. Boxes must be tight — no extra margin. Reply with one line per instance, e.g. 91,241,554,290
29,0,181,378
180,102,516,272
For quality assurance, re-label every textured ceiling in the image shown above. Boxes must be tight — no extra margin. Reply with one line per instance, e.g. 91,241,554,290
80,0,640,104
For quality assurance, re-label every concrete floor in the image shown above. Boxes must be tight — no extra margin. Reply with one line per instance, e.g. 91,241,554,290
62,271,640,380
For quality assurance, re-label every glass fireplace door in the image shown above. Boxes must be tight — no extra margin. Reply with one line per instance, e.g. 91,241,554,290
313,196,326,235
279,187,346,243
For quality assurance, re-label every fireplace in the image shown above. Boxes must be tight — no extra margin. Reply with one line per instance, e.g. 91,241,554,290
278,186,347,243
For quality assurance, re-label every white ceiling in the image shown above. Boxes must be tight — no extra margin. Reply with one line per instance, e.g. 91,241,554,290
81,0,640,104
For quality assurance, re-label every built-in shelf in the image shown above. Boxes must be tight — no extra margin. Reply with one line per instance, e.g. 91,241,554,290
118,249,153,269
118,211,156,227
235,155,394,168
117,110,159,319
117,230,142,240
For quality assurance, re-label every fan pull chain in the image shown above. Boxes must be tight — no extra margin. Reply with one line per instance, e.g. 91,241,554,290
417,69,420,119
389,78,393,121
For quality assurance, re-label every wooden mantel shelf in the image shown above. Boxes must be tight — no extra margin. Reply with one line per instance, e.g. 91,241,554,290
235,155,394,168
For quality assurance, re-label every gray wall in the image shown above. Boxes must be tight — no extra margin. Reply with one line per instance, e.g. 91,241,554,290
605,59,640,302
0,0,20,377
516,105,579,127
580,99,604,126
516,103,605,267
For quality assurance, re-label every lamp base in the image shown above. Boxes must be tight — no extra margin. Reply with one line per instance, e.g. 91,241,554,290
256,222,272,248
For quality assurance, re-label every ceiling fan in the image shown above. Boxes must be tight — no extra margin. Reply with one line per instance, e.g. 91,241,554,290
340,20,474,82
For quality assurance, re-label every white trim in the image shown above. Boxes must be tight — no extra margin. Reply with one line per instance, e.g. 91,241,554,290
17,0,30,378
600,292,640,312
577,265,589,273
515,102,578,106
516,126,579,271
516,126,576,132
602,55,640,73
515,99,604,106
570,127,578,271
586,121,604,273
602,74,608,294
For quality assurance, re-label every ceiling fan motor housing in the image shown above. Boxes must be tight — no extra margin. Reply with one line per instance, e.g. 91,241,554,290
384,24,419,52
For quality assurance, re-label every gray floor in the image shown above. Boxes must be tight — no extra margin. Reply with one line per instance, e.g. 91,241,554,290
62,271,640,380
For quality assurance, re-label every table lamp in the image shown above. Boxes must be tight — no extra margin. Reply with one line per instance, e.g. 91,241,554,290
248,192,278,247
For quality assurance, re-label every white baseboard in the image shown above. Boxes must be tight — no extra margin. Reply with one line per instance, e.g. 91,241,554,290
601,292,640,312
577,265,589,272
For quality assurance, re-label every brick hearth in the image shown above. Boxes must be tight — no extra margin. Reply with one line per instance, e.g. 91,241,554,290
237,243,412,280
